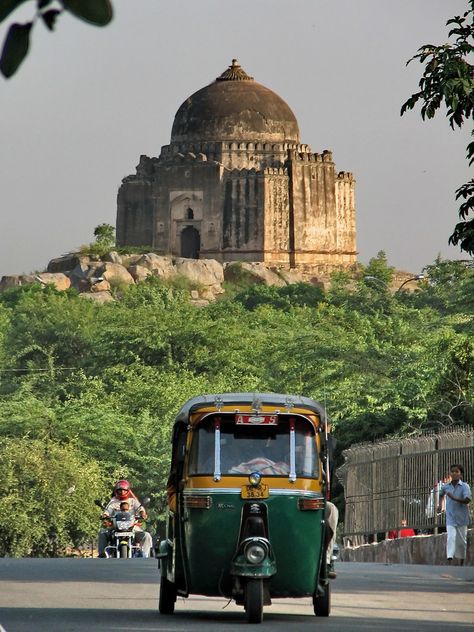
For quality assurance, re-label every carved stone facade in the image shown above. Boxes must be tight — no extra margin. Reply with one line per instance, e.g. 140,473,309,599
117,60,357,274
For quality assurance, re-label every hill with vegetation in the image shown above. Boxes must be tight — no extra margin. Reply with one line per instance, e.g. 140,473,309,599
0,252,473,556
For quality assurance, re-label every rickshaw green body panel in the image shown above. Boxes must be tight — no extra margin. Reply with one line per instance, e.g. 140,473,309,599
182,490,325,597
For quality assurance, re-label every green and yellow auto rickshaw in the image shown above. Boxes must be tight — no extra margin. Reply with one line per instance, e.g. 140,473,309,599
158,392,334,623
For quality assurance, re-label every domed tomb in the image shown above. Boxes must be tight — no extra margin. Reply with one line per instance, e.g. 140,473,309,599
171,59,300,145
116,60,357,275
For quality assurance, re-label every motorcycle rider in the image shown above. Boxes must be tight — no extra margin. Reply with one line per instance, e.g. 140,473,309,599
98,479,153,557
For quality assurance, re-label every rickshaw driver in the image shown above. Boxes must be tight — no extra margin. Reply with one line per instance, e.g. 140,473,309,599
228,435,290,475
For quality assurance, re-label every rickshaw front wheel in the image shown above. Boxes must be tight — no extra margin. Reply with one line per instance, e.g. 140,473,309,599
159,575,177,615
313,582,331,617
244,579,263,623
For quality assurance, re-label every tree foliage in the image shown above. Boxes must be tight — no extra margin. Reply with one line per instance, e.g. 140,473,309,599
93,223,115,247
401,1,474,253
0,0,113,78
0,259,473,554
0,436,108,556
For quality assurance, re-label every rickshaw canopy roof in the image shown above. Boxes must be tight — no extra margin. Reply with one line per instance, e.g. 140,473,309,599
173,392,329,429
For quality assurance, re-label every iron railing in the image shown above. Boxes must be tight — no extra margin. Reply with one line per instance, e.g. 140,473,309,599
338,428,474,544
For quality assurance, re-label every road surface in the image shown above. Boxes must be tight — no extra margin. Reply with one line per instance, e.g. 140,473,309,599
0,559,472,631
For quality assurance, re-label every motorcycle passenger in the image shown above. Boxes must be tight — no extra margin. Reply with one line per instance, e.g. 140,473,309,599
98,480,153,558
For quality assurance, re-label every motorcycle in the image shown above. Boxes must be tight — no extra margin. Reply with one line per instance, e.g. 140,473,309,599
95,498,150,559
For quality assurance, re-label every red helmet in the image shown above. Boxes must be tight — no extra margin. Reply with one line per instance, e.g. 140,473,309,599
114,479,132,499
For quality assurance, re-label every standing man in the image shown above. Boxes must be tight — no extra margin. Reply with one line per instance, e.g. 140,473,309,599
439,465,471,566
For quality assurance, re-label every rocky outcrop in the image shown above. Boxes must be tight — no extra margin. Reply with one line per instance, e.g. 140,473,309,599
175,257,224,286
0,251,330,304
224,261,286,287
0,275,37,290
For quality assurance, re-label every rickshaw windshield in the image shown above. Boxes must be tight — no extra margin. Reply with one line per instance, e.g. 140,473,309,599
188,414,318,478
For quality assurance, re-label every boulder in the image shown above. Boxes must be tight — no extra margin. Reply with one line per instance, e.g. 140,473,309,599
47,254,91,273
121,254,145,268
199,288,218,302
35,273,71,291
68,262,104,291
127,265,152,282
96,262,135,286
0,275,36,290
224,262,286,287
90,279,111,293
69,262,102,280
102,251,123,264
274,268,307,285
135,254,176,279
174,258,224,286
210,283,225,295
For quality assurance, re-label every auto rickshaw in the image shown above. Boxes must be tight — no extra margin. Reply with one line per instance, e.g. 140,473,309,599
158,392,334,623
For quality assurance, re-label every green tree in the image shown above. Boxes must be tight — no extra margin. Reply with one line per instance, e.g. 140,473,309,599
0,1,113,78
401,1,474,253
363,250,395,287
93,222,115,248
0,436,107,556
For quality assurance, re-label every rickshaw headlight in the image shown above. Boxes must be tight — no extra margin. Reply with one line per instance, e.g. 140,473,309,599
248,471,262,486
244,541,268,564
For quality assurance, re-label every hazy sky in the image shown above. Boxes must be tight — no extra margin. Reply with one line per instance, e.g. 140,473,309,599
1,0,471,276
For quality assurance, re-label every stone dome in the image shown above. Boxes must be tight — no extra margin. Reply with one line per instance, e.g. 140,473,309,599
171,60,300,145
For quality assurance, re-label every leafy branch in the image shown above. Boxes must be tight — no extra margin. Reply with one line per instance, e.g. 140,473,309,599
0,0,113,79
401,1,474,254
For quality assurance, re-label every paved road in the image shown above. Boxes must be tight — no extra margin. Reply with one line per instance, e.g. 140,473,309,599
0,559,472,631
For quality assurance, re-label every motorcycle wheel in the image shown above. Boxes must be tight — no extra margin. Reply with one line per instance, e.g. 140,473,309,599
313,582,331,617
244,579,263,624
159,575,177,615
119,543,129,558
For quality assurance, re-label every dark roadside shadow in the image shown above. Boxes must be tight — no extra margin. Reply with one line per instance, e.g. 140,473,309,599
1,608,473,632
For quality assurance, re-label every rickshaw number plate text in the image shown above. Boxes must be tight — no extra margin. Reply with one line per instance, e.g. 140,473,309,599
241,483,269,499
236,414,278,425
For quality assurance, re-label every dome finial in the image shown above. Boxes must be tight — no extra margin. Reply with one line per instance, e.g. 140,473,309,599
217,59,253,81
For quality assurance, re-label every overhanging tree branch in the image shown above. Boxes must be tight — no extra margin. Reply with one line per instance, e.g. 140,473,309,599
401,1,474,254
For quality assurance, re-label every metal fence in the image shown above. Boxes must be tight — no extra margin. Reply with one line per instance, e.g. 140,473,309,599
337,428,474,544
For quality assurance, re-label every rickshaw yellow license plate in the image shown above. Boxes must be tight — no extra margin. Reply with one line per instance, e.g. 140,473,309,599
241,483,269,499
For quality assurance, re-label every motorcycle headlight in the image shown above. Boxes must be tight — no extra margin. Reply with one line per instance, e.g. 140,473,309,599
116,520,133,530
244,541,267,564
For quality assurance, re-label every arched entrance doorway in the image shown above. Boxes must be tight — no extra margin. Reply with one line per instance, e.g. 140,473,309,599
181,226,200,259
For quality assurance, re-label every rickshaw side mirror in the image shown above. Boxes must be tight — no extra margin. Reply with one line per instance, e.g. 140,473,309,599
94,499,104,509
141,496,151,507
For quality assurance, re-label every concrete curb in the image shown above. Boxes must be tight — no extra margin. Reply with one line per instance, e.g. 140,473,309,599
341,529,473,565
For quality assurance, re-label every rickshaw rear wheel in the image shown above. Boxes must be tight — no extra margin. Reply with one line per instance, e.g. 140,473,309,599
159,575,177,615
313,582,331,617
244,579,263,623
